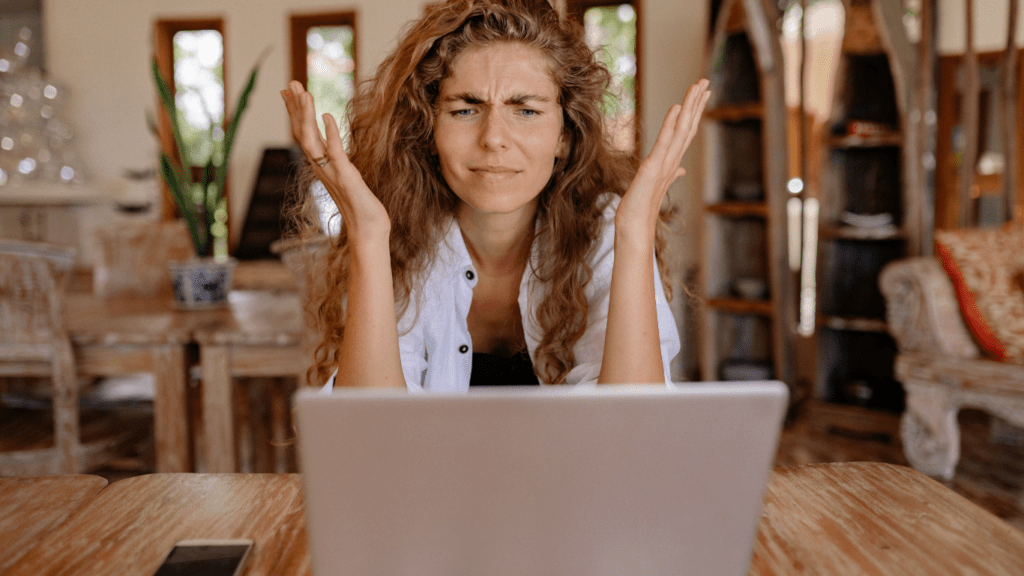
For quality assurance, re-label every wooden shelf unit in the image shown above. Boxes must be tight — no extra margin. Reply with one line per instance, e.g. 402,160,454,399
809,0,917,411
699,0,793,384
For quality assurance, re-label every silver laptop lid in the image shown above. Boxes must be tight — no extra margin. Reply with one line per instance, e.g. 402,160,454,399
295,382,787,576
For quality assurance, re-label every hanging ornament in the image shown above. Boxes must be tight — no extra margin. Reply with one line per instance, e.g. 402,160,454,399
0,28,86,187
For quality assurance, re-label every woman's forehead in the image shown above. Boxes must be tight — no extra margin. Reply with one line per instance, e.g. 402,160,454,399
440,43,559,101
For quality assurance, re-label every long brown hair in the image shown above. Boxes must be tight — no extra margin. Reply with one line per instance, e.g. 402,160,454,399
295,0,667,386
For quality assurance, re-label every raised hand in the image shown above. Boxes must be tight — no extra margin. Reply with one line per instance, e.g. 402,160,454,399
616,79,710,236
598,79,710,385
281,81,390,242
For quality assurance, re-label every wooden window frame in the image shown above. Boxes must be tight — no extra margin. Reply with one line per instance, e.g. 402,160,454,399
153,18,228,221
566,0,643,154
289,11,358,95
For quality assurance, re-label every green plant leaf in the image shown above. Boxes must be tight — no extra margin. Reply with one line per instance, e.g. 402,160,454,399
214,56,263,207
151,59,190,173
202,160,217,251
160,153,204,255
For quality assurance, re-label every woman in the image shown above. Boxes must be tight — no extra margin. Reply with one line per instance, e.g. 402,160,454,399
282,0,709,391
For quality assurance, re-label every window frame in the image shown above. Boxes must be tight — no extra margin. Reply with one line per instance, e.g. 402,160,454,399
566,0,643,154
153,18,228,221
289,11,358,132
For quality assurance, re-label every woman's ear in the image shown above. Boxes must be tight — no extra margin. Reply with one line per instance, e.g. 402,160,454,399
555,131,569,160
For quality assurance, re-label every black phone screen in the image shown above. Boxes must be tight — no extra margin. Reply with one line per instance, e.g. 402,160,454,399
152,543,251,576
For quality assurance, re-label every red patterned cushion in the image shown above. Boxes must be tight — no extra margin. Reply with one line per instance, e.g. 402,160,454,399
935,227,1024,363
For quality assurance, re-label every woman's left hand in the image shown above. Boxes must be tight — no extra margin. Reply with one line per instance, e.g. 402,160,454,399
616,79,710,237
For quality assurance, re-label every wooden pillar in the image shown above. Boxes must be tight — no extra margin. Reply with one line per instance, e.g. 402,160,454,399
1003,0,1019,222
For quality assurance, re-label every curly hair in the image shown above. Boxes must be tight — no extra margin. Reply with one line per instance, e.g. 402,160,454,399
295,0,670,386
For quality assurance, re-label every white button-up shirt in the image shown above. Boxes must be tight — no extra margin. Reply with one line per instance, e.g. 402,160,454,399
327,195,680,391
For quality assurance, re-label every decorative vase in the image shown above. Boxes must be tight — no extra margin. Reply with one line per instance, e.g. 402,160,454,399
168,258,237,309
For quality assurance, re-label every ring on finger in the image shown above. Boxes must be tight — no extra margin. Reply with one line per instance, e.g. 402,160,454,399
312,153,330,167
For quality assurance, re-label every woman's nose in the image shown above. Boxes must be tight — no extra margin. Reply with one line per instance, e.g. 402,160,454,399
479,110,509,150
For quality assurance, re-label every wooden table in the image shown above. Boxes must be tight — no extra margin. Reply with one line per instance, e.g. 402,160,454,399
750,462,1024,574
5,474,309,576
65,290,303,473
0,475,107,572
65,294,205,472
6,463,1024,574
194,290,304,473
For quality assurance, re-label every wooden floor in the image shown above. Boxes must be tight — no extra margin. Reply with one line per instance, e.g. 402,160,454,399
776,402,1024,533
4,398,1023,533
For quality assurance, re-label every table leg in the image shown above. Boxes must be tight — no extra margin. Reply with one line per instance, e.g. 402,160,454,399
202,345,236,472
152,345,189,472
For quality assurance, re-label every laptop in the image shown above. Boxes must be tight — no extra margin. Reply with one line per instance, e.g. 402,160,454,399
294,382,788,576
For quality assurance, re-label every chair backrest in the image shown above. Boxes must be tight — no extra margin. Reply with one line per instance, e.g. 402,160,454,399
270,235,328,299
91,220,194,298
270,235,329,386
0,240,75,346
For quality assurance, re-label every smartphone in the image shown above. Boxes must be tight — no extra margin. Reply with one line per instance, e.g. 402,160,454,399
152,539,253,576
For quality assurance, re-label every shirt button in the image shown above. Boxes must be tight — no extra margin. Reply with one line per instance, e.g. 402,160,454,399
465,270,475,281
459,344,469,354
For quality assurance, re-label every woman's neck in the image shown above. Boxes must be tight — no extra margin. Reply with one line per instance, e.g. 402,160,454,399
455,200,536,276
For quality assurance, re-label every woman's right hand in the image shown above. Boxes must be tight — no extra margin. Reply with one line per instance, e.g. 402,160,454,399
281,81,390,242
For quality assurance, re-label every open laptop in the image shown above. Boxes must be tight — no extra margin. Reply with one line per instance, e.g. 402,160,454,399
294,382,788,576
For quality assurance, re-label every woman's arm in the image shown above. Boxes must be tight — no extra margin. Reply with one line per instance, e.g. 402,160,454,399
282,82,405,388
598,80,709,384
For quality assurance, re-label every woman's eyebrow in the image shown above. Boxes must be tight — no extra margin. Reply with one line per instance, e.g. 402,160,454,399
441,92,552,105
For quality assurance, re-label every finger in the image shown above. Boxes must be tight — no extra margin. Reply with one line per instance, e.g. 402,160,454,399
322,113,348,165
296,91,328,160
681,88,711,153
648,103,683,160
283,83,323,153
664,81,709,168
283,82,310,140
317,113,354,201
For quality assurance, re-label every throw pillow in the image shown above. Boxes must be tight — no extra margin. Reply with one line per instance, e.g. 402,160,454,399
935,227,1024,363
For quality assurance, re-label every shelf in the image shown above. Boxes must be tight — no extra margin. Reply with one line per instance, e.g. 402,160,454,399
707,297,773,317
705,103,763,122
818,315,890,333
828,133,903,148
705,202,768,218
819,225,905,241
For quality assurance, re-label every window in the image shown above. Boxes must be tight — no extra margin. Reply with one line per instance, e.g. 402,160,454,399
568,0,640,153
290,12,357,235
154,18,229,254
290,12,357,138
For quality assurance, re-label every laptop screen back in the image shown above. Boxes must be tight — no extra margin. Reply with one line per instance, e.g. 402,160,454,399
295,382,787,576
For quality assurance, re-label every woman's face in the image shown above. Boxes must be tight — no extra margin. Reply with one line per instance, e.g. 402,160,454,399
434,42,567,219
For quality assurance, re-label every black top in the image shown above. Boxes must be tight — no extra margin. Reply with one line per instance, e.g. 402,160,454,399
469,348,540,387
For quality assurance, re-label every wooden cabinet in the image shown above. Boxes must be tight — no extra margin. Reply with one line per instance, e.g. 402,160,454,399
809,0,918,411
699,0,795,385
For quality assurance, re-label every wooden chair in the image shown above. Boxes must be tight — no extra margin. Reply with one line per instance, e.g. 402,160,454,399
0,240,83,474
91,220,193,298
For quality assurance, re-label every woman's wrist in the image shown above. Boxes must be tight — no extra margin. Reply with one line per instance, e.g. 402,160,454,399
613,211,657,257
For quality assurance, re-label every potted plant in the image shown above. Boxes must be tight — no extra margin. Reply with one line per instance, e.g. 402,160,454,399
151,56,260,308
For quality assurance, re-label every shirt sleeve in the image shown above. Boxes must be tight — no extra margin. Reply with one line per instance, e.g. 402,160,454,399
562,198,681,386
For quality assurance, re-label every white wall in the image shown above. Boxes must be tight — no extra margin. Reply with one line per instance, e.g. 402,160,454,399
938,0,1024,55
41,0,707,254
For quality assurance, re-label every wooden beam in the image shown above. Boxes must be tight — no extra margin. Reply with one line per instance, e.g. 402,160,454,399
958,0,980,227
